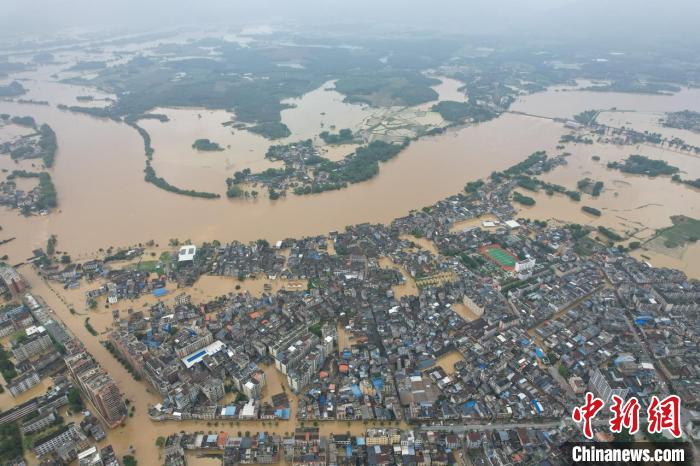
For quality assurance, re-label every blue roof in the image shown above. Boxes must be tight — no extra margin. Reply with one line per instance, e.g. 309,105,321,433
186,349,207,363
223,406,237,416
533,399,543,414
350,385,362,398
152,287,168,297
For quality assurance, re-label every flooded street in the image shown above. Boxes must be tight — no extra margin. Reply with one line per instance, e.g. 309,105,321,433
17,266,388,464
0,375,55,411
378,257,419,299
451,301,482,322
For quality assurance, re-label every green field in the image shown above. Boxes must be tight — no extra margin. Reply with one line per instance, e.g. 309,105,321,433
642,215,700,259
131,260,162,274
647,216,700,249
486,247,517,267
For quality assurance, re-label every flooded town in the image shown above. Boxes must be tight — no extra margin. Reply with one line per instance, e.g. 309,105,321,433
0,2,699,466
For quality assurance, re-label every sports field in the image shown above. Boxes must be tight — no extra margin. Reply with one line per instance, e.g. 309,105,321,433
480,244,517,269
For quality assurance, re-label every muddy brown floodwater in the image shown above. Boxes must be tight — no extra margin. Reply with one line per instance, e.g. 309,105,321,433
513,135,700,278
378,257,419,299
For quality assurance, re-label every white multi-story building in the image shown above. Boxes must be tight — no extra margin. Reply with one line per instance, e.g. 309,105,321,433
589,368,629,405
12,327,53,362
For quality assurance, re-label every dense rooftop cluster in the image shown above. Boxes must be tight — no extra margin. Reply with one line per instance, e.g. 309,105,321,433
161,425,584,465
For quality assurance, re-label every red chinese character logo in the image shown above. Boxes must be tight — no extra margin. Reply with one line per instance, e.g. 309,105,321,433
572,392,604,439
647,395,682,438
609,395,640,435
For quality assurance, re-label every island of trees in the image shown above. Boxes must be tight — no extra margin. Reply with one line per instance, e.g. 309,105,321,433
577,178,604,197
192,138,224,151
573,110,598,126
671,174,700,189
0,81,26,97
597,226,623,241
248,122,291,139
581,206,602,216
513,191,535,206
607,154,679,177
432,100,498,124
319,128,354,145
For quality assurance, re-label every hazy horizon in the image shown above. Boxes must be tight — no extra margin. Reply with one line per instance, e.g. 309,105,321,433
2,0,700,47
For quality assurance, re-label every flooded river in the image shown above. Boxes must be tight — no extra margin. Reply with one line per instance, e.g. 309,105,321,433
0,94,564,264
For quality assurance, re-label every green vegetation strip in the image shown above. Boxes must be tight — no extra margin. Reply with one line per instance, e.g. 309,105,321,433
144,163,220,199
